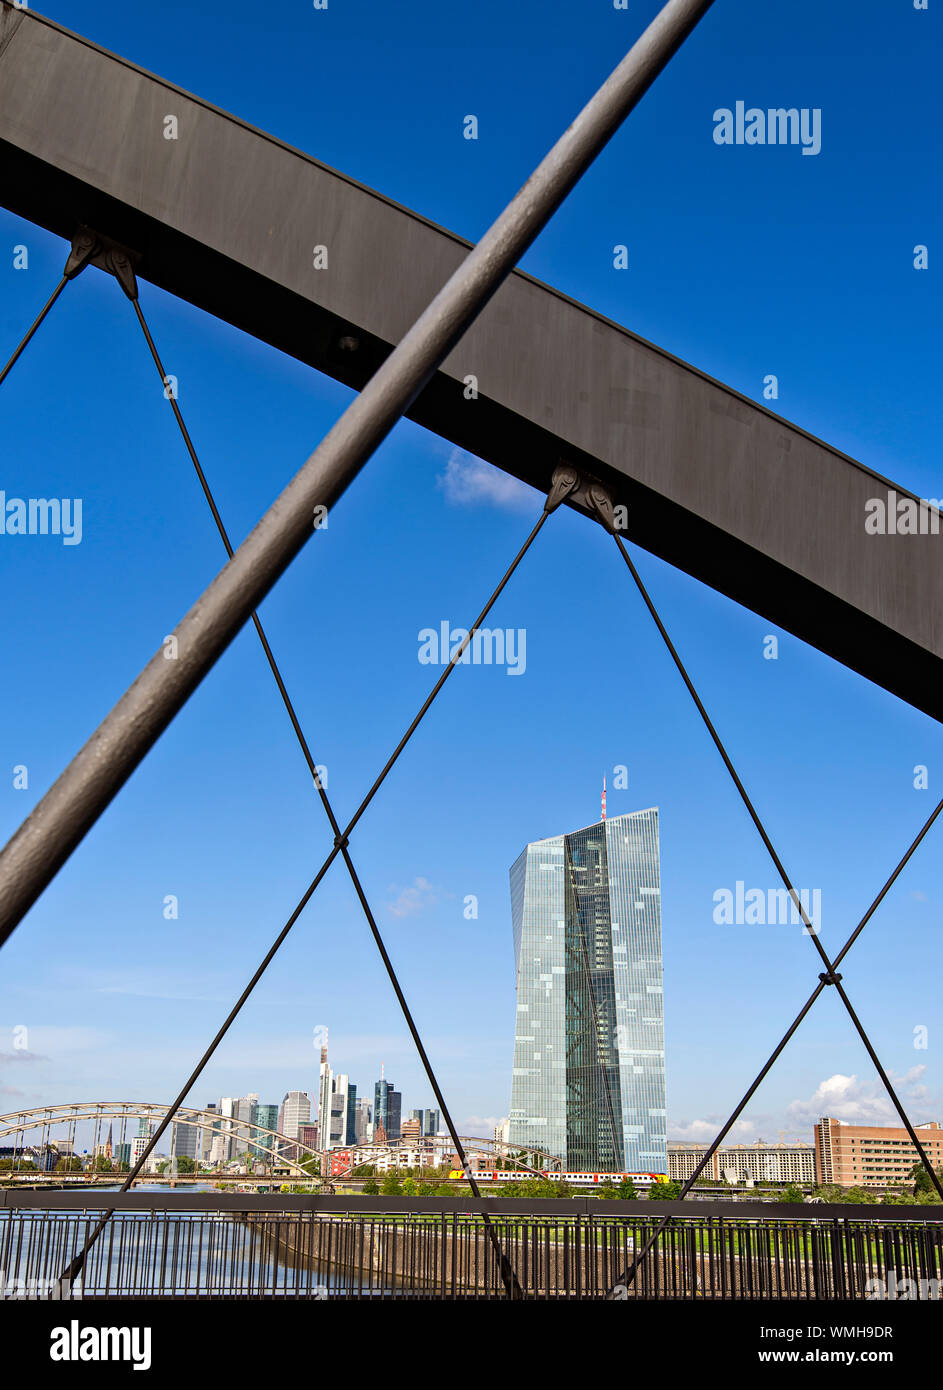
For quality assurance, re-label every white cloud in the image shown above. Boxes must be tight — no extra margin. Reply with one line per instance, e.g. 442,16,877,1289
785,1069,929,1129
669,1117,757,1142
436,450,537,513
386,876,439,919
462,1115,501,1137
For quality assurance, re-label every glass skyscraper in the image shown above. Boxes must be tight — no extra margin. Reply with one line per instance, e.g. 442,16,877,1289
508,807,667,1173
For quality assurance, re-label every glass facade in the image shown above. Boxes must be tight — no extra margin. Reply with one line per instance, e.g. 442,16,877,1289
249,1103,279,1160
374,1079,402,1141
508,808,666,1173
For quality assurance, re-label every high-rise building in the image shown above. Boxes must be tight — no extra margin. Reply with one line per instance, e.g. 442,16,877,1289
317,1036,331,1149
202,1101,219,1162
407,1107,439,1137
317,1037,354,1151
297,1122,320,1153
508,806,666,1173
214,1098,236,1165
280,1091,311,1141
172,1119,200,1161
233,1093,258,1157
355,1098,372,1144
345,1083,358,1145
327,1075,351,1149
375,1069,401,1142
401,1117,422,1142
814,1117,943,1190
250,1103,279,1160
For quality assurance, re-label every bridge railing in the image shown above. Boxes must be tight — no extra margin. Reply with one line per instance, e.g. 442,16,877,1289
1,1195,941,1300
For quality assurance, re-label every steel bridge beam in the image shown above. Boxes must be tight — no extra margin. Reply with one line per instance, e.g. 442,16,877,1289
0,5,940,720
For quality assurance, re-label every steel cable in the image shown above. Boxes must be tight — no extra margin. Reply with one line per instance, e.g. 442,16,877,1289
607,532,943,1294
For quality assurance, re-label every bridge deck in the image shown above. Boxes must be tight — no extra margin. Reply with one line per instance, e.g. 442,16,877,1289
0,4,939,717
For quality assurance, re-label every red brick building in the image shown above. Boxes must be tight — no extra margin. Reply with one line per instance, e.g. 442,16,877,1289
814,1116,943,1189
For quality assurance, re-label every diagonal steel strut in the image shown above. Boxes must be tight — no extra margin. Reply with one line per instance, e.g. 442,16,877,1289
0,0,717,948
119,294,581,1298
54,437,572,1294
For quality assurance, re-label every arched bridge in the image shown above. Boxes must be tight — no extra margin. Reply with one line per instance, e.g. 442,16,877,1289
0,1102,322,1180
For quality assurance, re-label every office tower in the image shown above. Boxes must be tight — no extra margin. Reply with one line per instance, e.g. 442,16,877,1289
374,1068,391,1139
280,1091,311,1141
409,1108,423,1126
401,1116,422,1142
346,1083,358,1145
323,1074,351,1149
374,1068,402,1142
232,1093,258,1159
211,1098,237,1165
508,807,666,1173
317,1035,354,1150
172,1119,200,1161
355,1099,372,1143
423,1108,440,1137
202,1102,218,1162
250,1103,279,1160
297,1122,319,1152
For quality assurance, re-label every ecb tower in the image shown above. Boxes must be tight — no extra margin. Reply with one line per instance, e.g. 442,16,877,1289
508,807,667,1173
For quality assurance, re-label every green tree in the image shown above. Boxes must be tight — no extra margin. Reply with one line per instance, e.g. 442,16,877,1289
838,1186,877,1204
782,1183,804,1204
597,1177,618,1200
910,1162,943,1201
617,1177,638,1201
520,1177,557,1198
434,1183,454,1197
362,1178,379,1194
401,1177,418,1196
650,1180,681,1200
417,1182,434,1196
380,1174,403,1196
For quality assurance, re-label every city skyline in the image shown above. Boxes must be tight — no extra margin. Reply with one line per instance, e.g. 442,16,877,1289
1,0,940,1156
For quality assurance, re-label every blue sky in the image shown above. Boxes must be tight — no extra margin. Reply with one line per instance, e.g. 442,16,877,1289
0,0,940,1154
